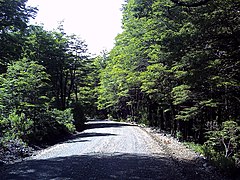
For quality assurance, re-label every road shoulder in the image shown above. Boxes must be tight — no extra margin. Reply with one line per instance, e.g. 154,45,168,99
138,125,229,180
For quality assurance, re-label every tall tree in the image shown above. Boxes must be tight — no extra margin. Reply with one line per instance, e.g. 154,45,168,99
97,0,240,143
0,0,37,73
24,25,90,110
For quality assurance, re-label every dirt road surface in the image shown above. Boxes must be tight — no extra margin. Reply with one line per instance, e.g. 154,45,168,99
1,120,224,179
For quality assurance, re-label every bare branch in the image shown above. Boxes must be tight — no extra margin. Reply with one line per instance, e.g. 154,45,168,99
221,138,229,158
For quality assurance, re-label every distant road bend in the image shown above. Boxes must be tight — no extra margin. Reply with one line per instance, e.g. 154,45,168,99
2,120,220,179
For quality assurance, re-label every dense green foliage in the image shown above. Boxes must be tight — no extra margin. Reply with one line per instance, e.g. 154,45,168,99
0,0,96,148
0,0,37,73
1,0,240,174
96,0,240,173
204,121,240,171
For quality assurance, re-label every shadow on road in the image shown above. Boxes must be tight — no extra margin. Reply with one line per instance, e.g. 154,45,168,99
60,132,117,144
85,120,134,130
1,153,217,180
67,132,116,142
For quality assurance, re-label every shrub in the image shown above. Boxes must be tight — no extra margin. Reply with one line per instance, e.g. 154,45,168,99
204,120,240,173
184,142,205,155
0,110,33,142
51,108,76,133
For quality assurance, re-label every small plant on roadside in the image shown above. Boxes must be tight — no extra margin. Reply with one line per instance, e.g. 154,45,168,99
184,142,205,155
176,131,183,141
107,114,114,121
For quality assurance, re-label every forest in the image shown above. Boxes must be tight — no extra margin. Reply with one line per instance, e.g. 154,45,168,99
0,0,97,160
0,0,240,174
97,0,240,173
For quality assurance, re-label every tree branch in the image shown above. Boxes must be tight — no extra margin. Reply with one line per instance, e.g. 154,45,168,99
170,0,211,7
221,138,229,157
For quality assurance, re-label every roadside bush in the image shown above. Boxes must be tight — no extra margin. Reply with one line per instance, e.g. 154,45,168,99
184,142,205,155
203,120,240,173
25,108,76,144
0,110,33,143
51,108,76,133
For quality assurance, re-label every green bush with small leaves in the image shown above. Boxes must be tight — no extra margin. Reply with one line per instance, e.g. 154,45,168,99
51,108,76,133
204,120,240,171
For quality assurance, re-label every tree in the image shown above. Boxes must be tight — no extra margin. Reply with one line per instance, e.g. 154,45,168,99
0,0,37,32
97,0,240,145
0,0,96,147
0,58,49,141
24,25,91,110
0,0,37,73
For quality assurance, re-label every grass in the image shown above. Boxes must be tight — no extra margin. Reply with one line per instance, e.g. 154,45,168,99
183,141,205,155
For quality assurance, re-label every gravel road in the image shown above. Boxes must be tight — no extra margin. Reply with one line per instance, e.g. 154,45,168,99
1,120,225,179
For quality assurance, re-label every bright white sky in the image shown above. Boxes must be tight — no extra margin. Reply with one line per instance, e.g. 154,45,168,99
27,0,124,55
